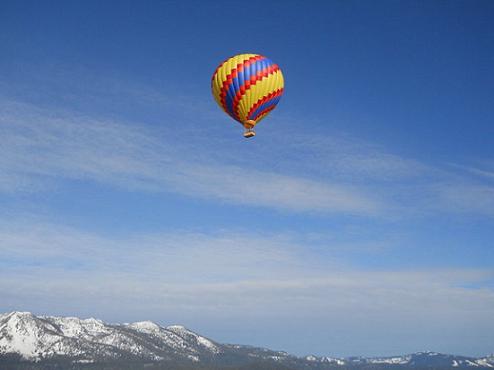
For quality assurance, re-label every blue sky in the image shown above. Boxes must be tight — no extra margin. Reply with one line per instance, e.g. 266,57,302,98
1,0,494,358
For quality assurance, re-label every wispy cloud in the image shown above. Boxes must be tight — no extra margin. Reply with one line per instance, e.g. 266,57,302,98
0,100,383,215
426,163,494,216
433,183,494,216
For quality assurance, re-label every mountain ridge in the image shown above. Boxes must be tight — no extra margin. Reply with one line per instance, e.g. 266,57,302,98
1,311,492,369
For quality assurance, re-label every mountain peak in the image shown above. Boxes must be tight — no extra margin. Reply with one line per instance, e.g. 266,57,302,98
127,320,162,333
5,311,33,318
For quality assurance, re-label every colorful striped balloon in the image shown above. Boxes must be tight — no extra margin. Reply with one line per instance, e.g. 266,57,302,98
211,53,284,138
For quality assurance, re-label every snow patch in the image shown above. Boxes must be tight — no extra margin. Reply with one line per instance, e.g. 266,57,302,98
127,321,162,334
165,325,220,353
476,359,494,368
368,356,411,365
466,360,480,367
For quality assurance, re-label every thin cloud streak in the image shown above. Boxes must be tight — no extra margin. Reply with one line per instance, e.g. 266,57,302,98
0,100,383,215
447,163,494,182
435,183,494,216
1,93,494,218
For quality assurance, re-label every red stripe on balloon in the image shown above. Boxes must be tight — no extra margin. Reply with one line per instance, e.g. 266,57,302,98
218,55,264,119
251,104,277,122
211,57,229,84
246,88,284,121
233,64,280,120
232,64,280,121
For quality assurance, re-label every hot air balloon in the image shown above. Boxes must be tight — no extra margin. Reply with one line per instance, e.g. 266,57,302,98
211,53,284,138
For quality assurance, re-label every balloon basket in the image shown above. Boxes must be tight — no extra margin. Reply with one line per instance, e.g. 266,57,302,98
243,120,256,138
243,130,256,138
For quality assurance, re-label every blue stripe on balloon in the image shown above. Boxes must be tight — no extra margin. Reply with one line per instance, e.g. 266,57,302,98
248,95,282,120
224,58,272,120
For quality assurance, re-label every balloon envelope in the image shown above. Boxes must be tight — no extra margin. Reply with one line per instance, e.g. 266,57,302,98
211,53,284,137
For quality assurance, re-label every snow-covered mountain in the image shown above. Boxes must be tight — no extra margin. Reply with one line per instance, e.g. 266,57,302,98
1,311,492,369
0,311,223,363
341,352,494,368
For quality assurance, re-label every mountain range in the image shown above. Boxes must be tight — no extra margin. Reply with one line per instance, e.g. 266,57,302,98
1,311,492,370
